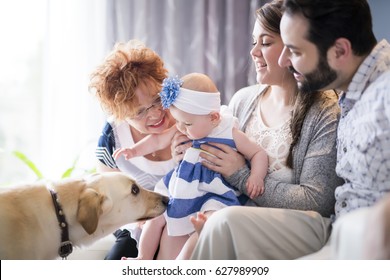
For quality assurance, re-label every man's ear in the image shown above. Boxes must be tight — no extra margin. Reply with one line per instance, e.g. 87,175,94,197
329,38,351,61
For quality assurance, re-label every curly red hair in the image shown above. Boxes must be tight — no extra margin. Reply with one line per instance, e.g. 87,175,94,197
89,40,168,120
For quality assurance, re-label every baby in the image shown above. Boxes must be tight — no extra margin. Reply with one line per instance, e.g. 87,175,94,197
114,73,268,259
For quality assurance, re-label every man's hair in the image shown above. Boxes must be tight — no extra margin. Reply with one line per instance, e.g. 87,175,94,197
283,0,377,57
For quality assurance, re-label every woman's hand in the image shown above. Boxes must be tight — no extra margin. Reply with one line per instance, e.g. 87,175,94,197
170,130,191,164
199,142,246,178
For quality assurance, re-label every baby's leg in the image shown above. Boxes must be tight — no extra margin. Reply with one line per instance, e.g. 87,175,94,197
156,224,189,260
176,232,199,260
123,214,166,260
176,211,214,259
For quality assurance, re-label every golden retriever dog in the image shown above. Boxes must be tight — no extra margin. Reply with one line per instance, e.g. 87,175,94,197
0,172,168,260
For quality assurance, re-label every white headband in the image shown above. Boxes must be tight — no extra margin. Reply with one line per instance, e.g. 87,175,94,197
159,76,221,115
173,88,221,115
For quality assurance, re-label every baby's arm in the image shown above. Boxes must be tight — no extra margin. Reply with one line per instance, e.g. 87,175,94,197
113,126,178,160
232,127,268,199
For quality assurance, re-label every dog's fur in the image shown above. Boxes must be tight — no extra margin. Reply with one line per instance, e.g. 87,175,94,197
0,172,168,260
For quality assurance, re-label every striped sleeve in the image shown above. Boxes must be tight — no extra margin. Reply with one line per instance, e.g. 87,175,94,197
95,122,118,169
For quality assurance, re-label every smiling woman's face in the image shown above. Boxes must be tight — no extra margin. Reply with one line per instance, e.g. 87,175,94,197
250,20,290,86
126,83,173,135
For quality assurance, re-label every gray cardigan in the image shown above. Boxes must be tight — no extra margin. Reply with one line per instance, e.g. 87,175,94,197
227,84,344,217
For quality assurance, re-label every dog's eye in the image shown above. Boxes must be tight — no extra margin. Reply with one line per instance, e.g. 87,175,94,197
131,184,139,195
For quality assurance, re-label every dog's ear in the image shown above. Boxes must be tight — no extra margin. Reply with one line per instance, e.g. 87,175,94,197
77,188,106,234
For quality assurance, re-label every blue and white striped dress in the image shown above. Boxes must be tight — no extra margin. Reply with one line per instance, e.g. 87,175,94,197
155,107,243,236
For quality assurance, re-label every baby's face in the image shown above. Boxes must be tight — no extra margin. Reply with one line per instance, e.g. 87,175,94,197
169,106,215,140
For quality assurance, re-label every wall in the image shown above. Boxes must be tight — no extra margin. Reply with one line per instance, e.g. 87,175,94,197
368,0,390,41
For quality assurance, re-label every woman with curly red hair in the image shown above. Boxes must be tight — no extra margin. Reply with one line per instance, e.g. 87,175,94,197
89,39,176,259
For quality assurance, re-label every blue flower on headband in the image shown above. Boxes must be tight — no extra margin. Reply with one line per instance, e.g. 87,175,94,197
159,76,183,109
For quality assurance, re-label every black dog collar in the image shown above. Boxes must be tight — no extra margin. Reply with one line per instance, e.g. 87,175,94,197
49,189,73,259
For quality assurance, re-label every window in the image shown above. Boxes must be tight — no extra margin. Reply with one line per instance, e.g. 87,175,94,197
0,0,46,185
0,0,106,186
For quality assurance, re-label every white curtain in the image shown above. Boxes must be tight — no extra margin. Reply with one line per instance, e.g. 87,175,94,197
41,0,107,179
105,0,265,104
40,0,268,179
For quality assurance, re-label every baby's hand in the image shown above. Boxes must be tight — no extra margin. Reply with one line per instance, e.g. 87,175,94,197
190,212,208,235
171,131,191,164
113,148,136,160
246,175,265,199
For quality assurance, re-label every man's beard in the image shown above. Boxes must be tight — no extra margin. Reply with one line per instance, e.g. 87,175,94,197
289,56,337,94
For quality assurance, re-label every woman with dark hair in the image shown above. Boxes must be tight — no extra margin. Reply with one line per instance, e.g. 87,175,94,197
188,0,344,259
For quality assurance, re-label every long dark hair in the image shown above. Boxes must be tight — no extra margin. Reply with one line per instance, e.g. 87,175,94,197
256,0,322,169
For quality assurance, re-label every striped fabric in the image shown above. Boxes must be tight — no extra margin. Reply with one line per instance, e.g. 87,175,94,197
96,122,118,169
155,108,242,236
96,120,175,191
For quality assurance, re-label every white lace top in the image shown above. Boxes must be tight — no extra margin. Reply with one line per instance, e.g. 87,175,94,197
245,98,293,182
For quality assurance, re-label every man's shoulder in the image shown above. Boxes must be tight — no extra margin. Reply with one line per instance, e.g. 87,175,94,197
375,70,390,86
365,70,390,100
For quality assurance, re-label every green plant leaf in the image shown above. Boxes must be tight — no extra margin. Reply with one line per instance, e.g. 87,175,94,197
87,167,97,174
11,150,44,179
61,154,81,178
61,167,75,178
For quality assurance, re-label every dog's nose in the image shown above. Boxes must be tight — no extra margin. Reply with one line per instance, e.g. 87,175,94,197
162,196,169,206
